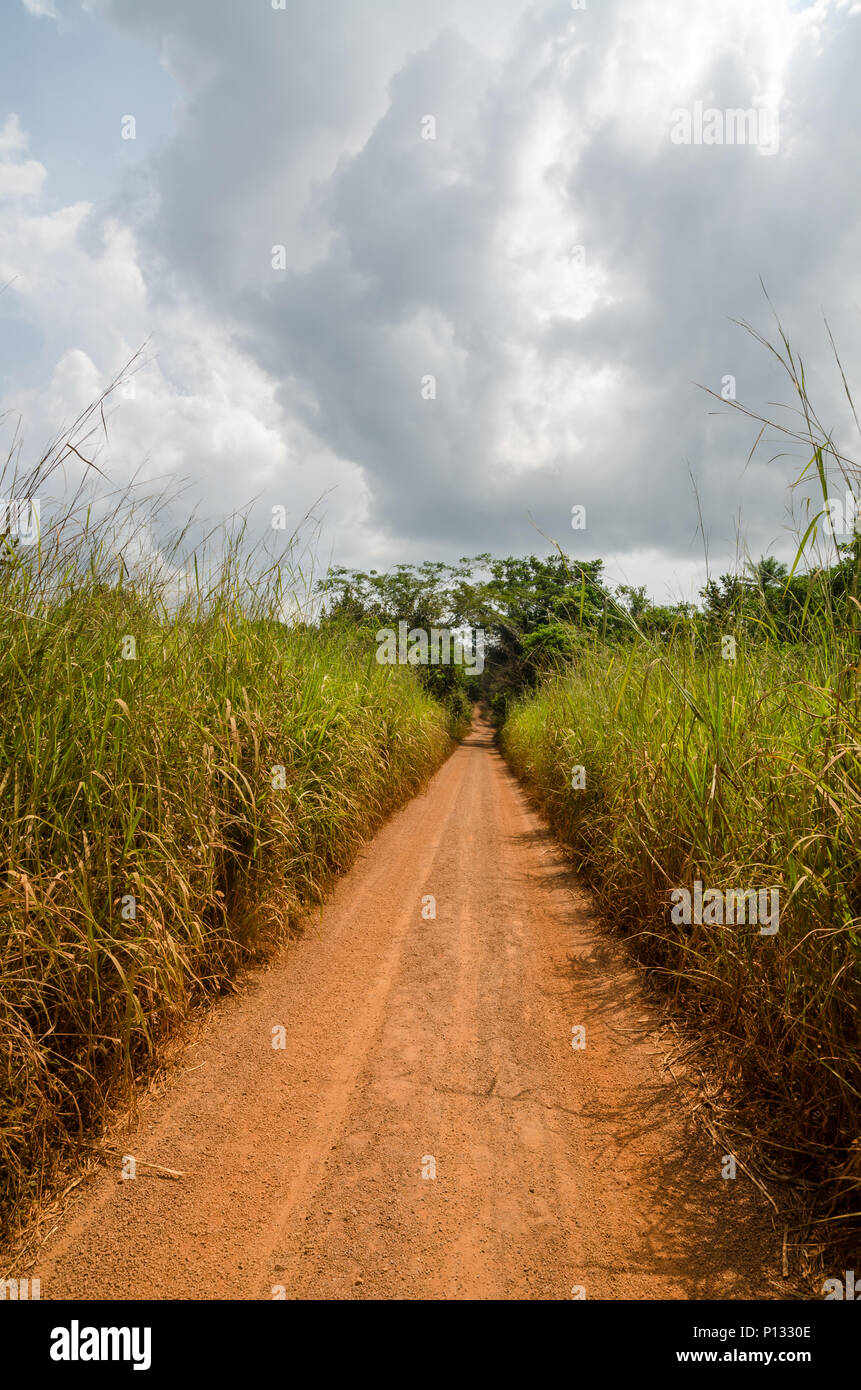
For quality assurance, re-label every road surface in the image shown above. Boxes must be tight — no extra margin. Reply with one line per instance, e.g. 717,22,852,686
33,717,777,1299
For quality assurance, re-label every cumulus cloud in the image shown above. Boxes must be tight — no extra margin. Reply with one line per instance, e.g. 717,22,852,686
5,0,861,598
0,116,372,564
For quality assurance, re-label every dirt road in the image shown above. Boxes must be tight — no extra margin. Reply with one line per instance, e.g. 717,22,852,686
33,717,778,1299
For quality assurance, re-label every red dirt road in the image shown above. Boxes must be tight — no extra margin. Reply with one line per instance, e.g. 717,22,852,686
33,718,778,1299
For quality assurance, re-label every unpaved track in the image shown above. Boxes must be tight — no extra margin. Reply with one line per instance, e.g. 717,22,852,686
34,717,777,1300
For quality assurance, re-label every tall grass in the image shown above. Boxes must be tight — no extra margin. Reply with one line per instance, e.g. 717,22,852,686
502,639,861,1254
502,315,861,1258
0,391,458,1236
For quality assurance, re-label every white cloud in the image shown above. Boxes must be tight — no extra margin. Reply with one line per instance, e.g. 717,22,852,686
21,0,59,20
5,0,861,591
0,114,28,158
0,117,374,566
0,115,45,200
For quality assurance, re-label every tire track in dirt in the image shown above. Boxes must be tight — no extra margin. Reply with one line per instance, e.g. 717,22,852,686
30,717,779,1300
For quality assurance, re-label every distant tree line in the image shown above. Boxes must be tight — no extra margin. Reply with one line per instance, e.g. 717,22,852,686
318,539,861,717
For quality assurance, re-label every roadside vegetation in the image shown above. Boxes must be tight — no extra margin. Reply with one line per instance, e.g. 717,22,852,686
332,314,861,1262
500,321,861,1261
5,308,859,1267
0,394,460,1238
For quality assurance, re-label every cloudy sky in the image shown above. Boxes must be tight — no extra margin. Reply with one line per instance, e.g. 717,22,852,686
2,0,861,602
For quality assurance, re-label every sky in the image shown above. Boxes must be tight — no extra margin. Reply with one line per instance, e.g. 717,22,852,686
2,0,861,604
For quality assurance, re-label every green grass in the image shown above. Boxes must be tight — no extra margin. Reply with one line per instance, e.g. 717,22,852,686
501,633,861,1249
501,309,861,1258
0,408,459,1235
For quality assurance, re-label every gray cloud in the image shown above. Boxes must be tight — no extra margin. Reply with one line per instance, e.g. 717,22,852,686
18,0,861,595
